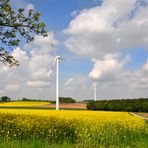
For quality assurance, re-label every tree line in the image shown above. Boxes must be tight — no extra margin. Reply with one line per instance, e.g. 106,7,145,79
21,97,77,103
0,96,11,102
87,98,148,112
0,96,77,103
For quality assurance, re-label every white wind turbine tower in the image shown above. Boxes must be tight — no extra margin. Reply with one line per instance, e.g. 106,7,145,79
92,82,97,101
55,56,64,110
49,38,64,110
50,56,64,110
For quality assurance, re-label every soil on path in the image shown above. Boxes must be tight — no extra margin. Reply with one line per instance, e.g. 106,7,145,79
130,112,148,120
38,103,87,109
134,113,148,119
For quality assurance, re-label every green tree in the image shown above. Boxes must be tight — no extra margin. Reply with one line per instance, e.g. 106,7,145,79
0,96,11,102
22,98,31,101
0,0,47,67
59,97,77,103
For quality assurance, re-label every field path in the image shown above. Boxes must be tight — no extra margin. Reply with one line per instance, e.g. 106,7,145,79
38,103,87,109
130,112,148,120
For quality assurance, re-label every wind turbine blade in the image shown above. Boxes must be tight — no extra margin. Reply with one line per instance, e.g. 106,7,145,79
49,36,57,57
63,56,85,62
60,57,66,61
48,56,57,77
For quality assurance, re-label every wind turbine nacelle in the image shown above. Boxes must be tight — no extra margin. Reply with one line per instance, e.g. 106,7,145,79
56,56,65,61
56,56,61,59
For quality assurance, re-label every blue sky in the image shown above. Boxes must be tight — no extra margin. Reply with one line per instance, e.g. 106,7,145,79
10,0,101,77
1,0,148,100
11,0,147,72
123,47,148,70
11,0,101,31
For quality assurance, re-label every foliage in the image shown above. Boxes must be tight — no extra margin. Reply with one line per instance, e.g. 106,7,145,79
21,98,31,101
21,98,53,103
0,139,76,148
0,110,147,146
0,96,10,102
82,99,93,103
0,139,148,148
0,139,51,148
0,0,47,66
59,97,76,103
87,98,148,112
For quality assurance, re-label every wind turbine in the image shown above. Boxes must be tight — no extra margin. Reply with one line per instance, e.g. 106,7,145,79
92,82,97,101
55,56,64,110
49,38,64,110
50,56,64,110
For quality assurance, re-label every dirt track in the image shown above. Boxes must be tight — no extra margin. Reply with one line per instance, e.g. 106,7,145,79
38,103,87,109
130,112,148,120
134,113,148,119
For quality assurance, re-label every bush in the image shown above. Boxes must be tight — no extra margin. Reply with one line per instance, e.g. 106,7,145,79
83,100,93,103
86,98,148,112
59,97,76,103
21,98,54,103
0,96,11,102
22,98,31,101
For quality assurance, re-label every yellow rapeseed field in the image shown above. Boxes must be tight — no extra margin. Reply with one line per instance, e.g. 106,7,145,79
0,109,145,130
0,101,49,106
0,109,147,145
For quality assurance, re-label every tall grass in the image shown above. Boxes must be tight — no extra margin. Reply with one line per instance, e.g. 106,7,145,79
0,139,148,148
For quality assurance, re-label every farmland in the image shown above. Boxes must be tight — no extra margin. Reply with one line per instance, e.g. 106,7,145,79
0,101,87,110
0,101,49,107
43,103,87,109
133,113,148,120
0,109,147,147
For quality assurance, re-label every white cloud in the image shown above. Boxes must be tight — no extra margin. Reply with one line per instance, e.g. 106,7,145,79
27,80,49,88
62,76,91,99
1,0,148,100
24,32,58,55
64,78,74,86
89,54,130,80
5,84,19,91
64,0,148,58
63,0,148,99
0,32,57,99
12,47,29,65
70,10,79,18
29,55,54,81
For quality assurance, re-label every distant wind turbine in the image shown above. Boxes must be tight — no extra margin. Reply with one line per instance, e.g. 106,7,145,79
92,82,97,101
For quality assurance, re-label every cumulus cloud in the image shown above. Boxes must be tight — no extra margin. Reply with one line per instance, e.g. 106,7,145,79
62,76,91,99
64,78,74,86
27,80,50,88
5,84,19,91
12,47,29,65
70,10,80,18
1,0,148,100
89,54,131,80
62,53,135,100
65,0,148,58
0,32,57,99
63,0,148,99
